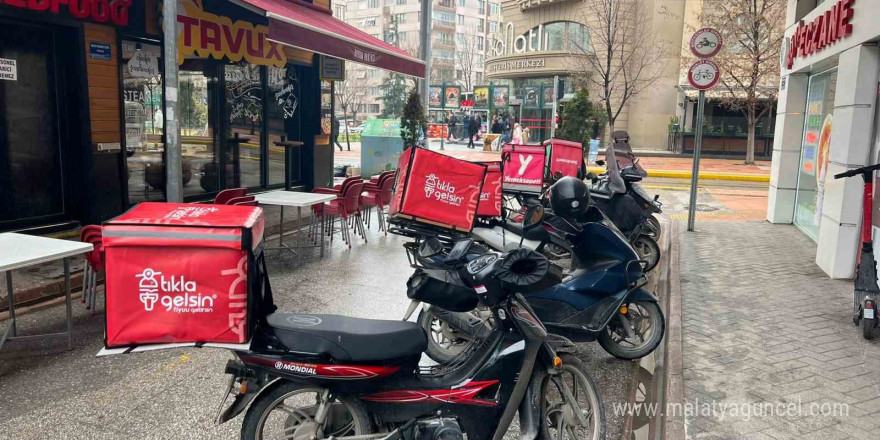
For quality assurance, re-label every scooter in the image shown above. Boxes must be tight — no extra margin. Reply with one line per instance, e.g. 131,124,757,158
834,163,880,339
589,135,662,271
216,206,606,440
414,179,665,362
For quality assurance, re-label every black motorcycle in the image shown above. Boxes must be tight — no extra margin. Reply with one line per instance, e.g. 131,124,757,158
216,206,606,440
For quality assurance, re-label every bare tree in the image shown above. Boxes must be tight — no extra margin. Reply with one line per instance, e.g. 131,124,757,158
455,29,481,91
334,69,371,151
567,0,668,133
694,0,785,164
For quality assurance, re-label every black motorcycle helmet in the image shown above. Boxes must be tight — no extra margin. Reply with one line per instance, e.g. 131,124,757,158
549,176,590,219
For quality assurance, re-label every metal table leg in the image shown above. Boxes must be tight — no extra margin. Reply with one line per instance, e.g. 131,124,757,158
279,206,285,247
297,206,302,266
0,271,14,350
320,211,326,257
63,258,72,350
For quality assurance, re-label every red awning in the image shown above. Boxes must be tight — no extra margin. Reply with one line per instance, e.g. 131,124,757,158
238,0,426,78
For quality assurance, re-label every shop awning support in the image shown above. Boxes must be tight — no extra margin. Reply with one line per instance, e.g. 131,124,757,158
163,0,182,202
418,0,431,112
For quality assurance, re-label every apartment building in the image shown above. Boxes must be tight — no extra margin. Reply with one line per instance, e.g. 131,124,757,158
339,0,501,119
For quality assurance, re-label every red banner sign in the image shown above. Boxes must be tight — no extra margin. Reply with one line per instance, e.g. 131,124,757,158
785,0,854,69
0,0,132,26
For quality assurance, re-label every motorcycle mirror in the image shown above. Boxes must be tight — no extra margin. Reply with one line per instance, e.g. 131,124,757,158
553,171,564,181
418,238,444,258
586,172,599,183
595,159,605,167
522,205,545,231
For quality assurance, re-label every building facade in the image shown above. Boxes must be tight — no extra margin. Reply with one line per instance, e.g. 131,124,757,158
767,0,879,278
0,0,423,233
484,0,687,148
342,0,500,118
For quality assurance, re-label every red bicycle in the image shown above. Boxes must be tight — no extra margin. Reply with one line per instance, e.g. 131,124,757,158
834,163,880,339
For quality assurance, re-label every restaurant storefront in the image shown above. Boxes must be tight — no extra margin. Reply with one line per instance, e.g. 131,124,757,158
768,0,879,278
0,0,424,233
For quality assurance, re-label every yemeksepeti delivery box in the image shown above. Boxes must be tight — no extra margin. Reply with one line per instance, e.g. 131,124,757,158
102,203,267,348
476,161,503,217
544,138,585,179
501,143,546,194
389,147,487,232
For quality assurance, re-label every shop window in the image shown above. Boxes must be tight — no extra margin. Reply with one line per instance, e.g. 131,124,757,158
268,66,299,187
123,41,165,203
794,68,837,241
179,59,220,197
225,63,263,190
543,22,565,51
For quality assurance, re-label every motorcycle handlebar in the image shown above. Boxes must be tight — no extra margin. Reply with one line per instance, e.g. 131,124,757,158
834,163,880,179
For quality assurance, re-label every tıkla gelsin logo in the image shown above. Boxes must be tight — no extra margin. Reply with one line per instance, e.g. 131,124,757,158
136,268,216,314
424,174,463,206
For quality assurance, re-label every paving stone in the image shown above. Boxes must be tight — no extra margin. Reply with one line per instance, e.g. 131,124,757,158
680,221,880,439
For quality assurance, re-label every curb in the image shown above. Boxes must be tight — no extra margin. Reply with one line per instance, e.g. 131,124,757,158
586,167,770,182
661,221,687,439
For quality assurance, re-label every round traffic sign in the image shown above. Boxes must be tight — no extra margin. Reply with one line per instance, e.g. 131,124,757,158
688,59,720,90
690,28,723,58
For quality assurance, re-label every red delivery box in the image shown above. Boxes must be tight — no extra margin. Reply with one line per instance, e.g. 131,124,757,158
545,138,584,179
389,147,487,232
501,143,546,194
476,161,503,217
102,203,268,348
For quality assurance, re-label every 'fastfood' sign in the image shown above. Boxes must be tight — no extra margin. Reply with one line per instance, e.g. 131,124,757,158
177,0,287,67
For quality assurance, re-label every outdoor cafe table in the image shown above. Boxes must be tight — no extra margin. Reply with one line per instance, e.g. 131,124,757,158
254,191,337,265
0,233,93,351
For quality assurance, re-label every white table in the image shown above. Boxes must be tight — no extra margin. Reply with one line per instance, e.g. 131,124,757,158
0,233,93,351
254,191,337,265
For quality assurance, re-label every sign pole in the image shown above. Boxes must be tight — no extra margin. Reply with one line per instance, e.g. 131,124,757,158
687,89,706,232
163,0,182,202
550,75,559,139
440,82,445,151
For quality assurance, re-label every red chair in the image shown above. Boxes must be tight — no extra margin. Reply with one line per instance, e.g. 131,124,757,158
310,176,362,240
323,181,366,248
79,225,104,314
214,188,247,205
233,200,258,206
226,195,256,205
361,173,395,234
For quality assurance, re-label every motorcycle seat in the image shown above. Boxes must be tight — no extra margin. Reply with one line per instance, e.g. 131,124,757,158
266,313,428,362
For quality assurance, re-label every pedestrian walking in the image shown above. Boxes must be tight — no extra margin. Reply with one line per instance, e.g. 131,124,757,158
332,118,344,151
467,114,480,149
491,115,502,135
462,114,471,142
521,126,530,144
512,122,523,145
502,116,512,143
447,111,456,141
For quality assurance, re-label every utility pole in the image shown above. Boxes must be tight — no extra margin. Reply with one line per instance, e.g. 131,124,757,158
419,0,431,111
550,75,559,139
163,0,182,202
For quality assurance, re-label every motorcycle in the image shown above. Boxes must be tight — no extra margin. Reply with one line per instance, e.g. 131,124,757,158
217,205,606,440
589,132,662,271
415,178,665,363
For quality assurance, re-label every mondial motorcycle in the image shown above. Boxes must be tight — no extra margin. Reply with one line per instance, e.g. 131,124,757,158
216,206,606,440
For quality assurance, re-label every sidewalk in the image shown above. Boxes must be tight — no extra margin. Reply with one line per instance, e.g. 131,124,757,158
670,221,880,439
334,141,771,181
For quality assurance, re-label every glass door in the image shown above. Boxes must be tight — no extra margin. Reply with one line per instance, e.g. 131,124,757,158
0,23,65,228
793,68,837,240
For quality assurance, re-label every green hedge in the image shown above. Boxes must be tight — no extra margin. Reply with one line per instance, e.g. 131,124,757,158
339,133,362,142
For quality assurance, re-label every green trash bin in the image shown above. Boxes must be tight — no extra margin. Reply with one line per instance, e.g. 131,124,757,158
361,119,405,178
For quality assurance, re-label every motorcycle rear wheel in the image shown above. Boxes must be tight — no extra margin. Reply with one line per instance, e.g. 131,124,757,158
598,301,664,360
418,308,471,364
647,215,662,236
538,354,605,440
241,382,372,440
863,316,876,340
632,235,660,272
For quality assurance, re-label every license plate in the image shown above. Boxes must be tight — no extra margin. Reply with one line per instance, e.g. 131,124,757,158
865,308,875,320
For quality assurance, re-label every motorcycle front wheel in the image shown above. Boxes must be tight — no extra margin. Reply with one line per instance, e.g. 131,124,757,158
598,301,665,360
418,309,471,364
632,235,660,272
538,354,605,440
241,382,372,440
647,215,662,236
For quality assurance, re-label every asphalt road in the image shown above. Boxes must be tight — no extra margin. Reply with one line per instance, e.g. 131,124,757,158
0,221,633,440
